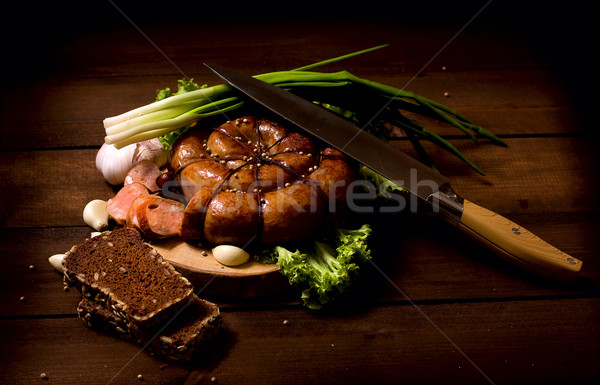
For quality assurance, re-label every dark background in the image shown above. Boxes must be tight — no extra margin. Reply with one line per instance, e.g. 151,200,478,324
3,1,595,132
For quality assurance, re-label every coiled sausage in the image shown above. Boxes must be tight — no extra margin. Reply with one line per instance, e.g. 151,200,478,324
170,116,356,246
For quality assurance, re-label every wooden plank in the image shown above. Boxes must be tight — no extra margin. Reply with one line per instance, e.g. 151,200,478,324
358,211,600,304
2,9,597,385
0,227,94,318
1,298,598,384
0,317,192,385
8,2,586,86
0,76,164,150
0,17,587,151
0,68,582,150
0,106,582,151
0,149,115,228
33,22,552,78
207,299,600,385
2,210,597,318
391,136,599,214
1,136,595,228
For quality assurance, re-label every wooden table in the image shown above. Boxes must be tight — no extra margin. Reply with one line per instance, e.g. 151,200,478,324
2,2,599,384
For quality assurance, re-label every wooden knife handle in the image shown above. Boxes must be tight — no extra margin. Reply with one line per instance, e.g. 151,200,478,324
456,199,582,283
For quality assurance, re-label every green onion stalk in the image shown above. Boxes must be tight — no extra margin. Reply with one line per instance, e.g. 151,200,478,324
103,44,505,174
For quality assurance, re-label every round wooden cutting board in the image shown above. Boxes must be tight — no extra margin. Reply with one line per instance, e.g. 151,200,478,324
152,239,289,298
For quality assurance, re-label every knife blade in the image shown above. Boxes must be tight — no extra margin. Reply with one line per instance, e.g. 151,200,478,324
205,63,583,283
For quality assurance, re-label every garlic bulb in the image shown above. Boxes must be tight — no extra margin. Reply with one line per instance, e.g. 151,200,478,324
96,139,168,185
95,142,136,185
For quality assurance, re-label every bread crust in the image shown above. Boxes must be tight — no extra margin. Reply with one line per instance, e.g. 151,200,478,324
62,229,195,334
78,295,221,362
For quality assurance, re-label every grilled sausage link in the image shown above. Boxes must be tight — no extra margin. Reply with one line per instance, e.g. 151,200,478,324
203,191,260,245
169,128,211,172
179,160,229,201
307,156,355,220
260,182,323,245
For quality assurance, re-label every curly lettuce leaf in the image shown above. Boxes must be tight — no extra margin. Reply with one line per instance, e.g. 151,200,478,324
258,223,372,310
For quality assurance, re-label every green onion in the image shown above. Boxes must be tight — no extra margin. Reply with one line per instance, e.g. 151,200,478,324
103,45,505,174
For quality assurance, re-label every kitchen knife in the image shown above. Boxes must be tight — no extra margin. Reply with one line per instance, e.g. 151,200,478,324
205,63,582,283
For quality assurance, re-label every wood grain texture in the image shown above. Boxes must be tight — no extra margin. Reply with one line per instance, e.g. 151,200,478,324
1,298,598,385
1,214,596,319
391,137,599,215
0,69,581,150
1,4,598,384
153,240,288,298
1,137,596,229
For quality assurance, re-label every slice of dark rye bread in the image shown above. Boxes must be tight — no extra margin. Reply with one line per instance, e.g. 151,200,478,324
78,295,221,362
62,228,195,333
62,228,221,359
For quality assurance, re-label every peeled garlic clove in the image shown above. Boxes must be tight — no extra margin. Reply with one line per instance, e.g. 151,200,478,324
83,199,109,231
49,254,65,273
212,245,250,267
